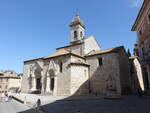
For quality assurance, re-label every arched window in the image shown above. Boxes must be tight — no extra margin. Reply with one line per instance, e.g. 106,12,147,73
74,31,77,39
50,78,54,91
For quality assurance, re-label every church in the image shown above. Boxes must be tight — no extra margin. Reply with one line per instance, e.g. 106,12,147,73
21,15,132,97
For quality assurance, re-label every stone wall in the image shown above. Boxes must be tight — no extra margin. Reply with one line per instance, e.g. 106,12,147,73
53,55,71,95
8,78,21,90
66,44,83,56
3,71,17,77
118,50,132,95
43,55,72,95
130,57,145,91
70,64,89,95
21,62,31,93
71,55,85,63
86,53,121,96
84,36,101,55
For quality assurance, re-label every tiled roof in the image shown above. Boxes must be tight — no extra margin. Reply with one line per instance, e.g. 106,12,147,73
86,46,124,56
0,71,20,78
56,42,83,50
24,57,43,63
44,48,71,59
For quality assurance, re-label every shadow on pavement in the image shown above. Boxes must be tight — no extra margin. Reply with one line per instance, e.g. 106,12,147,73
16,95,150,113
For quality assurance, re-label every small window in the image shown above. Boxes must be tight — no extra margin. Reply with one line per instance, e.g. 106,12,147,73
59,62,63,73
74,31,77,39
84,70,86,77
5,85,7,89
0,85,1,88
6,78,8,82
148,14,150,24
98,57,103,66
80,31,83,37
139,30,142,35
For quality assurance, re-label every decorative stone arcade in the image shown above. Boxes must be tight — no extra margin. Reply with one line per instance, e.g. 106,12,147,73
29,62,43,93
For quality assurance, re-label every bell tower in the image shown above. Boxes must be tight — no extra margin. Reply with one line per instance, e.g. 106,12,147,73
70,14,85,44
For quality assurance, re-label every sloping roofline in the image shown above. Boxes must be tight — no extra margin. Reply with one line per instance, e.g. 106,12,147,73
44,52,85,60
132,0,148,31
24,51,85,63
24,57,43,63
24,35,99,63
85,46,127,57
56,42,83,50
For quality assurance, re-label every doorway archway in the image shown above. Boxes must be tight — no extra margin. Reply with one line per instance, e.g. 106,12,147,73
49,69,55,92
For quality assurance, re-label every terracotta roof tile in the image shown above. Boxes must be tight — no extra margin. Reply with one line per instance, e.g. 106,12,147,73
44,48,71,59
86,46,124,56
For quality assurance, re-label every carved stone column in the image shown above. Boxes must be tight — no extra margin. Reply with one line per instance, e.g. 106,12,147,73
46,76,51,93
53,77,57,95
41,69,46,93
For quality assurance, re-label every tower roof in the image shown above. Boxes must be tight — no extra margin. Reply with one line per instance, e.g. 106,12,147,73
70,14,85,28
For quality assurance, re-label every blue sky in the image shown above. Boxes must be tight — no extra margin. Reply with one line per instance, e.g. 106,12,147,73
0,0,143,73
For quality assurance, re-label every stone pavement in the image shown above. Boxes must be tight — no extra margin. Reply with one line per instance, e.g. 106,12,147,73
12,93,150,113
31,96,150,113
45,97,150,113
12,93,104,107
12,93,68,106
0,99,36,113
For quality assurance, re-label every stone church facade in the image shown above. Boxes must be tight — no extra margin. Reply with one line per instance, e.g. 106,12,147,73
21,15,131,96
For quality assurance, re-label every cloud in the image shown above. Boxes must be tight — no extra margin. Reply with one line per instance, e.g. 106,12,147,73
131,0,143,8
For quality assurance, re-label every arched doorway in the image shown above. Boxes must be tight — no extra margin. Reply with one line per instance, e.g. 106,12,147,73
49,69,55,92
36,77,42,90
34,67,42,91
50,78,54,91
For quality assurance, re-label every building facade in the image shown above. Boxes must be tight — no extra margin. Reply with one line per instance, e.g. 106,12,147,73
21,15,132,97
132,0,150,92
0,70,21,93
129,56,145,93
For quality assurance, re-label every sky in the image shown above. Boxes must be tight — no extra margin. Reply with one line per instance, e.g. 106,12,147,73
0,0,144,73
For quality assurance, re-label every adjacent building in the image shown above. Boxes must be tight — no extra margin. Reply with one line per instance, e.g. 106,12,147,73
132,0,150,92
21,14,132,97
0,70,21,93
129,56,145,93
